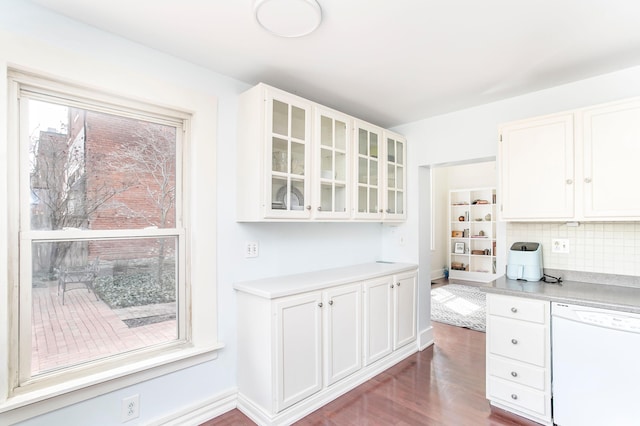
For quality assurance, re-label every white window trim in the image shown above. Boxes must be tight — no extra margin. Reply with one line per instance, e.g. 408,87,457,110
0,69,222,424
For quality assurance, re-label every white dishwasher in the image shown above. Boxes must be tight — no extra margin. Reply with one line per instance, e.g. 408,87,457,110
552,302,640,426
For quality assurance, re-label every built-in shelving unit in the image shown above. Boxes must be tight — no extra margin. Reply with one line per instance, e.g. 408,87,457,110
448,187,497,282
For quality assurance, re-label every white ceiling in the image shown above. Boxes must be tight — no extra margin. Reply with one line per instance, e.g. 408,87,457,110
28,0,640,128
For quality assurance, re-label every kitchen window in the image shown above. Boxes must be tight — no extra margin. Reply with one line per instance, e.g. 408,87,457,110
6,71,194,397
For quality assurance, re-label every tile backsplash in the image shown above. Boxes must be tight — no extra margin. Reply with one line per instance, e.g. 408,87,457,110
507,222,640,276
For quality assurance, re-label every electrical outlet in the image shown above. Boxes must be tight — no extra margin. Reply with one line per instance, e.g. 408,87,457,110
121,394,139,422
245,241,259,258
552,238,570,253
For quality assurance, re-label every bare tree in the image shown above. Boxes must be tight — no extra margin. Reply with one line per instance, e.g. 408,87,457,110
30,128,135,275
30,107,176,285
110,123,177,284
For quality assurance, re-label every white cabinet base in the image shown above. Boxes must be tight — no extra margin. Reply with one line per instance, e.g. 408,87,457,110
237,343,417,426
235,263,419,426
489,400,553,426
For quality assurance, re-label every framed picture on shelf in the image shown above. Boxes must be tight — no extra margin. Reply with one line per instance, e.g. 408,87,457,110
454,242,465,254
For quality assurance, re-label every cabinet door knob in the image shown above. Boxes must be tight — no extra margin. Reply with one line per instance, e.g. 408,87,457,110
396,282,401,287
511,307,518,313
379,209,383,213
306,205,312,210
584,177,592,183
511,394,518,400
391,284,395,288
511,371,518,377
328,300,333,305
511,338,518,345
566,179,573,185
317,206,322,211
318,302,323,308
386,208,391,213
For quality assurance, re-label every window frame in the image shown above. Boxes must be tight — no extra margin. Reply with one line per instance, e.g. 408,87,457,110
2,70,221,418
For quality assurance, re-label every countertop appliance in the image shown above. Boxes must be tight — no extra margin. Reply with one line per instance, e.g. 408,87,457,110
552,302,640,426
506,242,543,281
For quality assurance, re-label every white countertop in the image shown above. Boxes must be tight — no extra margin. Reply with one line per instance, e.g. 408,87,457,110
483,276,640,314
234,262,418,299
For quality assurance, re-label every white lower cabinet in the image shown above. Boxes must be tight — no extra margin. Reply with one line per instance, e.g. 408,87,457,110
235,264,418,426
275,292,323,410
394,271,417,349
363,276,393,364
323,283,362,386
485,294,552,425
363,271,417,365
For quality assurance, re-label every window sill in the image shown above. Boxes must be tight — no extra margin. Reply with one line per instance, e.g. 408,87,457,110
0,342,224,425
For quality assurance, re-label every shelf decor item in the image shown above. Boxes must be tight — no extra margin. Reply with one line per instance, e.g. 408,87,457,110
454,242,465,254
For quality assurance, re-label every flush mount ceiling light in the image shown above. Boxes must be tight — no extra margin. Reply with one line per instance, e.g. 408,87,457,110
254,0,322,38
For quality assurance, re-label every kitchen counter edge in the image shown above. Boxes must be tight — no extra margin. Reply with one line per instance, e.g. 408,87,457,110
234,262,418,299
482,276,640,314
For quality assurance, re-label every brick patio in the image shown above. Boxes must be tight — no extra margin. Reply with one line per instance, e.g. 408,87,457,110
31,281,176,374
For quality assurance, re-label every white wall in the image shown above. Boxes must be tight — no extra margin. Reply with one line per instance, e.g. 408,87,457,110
0,2,387,425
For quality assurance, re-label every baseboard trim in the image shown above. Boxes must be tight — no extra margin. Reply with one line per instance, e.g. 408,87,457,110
237,343,418,426
418,326,434,350
149,388,237,426
489,400,553,426
430,269,444,281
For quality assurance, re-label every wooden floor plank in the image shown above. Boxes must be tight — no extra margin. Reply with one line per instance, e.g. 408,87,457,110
201,321,535,425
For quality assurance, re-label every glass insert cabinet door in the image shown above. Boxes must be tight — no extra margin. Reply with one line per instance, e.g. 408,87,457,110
315,108,350,218
385,133,406,217
267,92,311,217
354,121,382,218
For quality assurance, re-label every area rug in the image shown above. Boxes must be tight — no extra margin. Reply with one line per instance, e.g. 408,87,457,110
431,284,486,332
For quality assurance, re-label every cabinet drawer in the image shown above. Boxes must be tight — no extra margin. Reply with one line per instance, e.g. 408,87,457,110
487,294,547,324
487,355,546,391
488,376,548,416
488,316,546,367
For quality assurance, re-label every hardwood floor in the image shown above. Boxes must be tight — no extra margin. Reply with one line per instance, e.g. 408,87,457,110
200,320,536,426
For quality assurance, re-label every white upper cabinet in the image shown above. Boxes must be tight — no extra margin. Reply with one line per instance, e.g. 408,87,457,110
237,83,406,222
582,99,640,219
353,120,383,220
237,84,312,221
314,107,351,219
499,96,640,221
499,113,574,220
384,131,407,221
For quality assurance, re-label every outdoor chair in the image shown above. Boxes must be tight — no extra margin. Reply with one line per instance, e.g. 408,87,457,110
57,257,100,304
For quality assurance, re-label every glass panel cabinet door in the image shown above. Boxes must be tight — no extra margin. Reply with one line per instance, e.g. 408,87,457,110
354,121,382,219
385,133,406,219
267,93,311,217
315,109,350,218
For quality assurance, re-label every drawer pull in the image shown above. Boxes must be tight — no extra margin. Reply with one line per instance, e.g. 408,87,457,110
511,338,518,345
318,302,323,308
511,371,518,377
511,394,518,400
510,307,518,313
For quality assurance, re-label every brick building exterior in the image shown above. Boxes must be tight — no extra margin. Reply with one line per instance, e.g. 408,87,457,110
32,105,177,270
